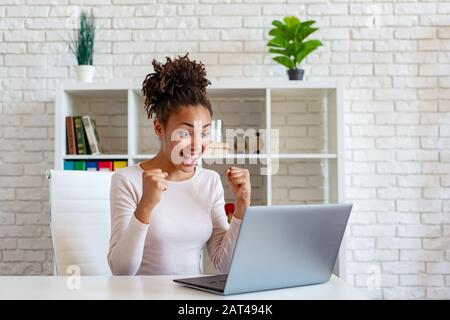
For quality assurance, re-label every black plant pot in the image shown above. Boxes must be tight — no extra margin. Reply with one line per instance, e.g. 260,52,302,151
287,68,304,80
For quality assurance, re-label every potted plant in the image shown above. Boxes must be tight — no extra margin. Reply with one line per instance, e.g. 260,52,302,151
69,11,96,82
267,16,322,80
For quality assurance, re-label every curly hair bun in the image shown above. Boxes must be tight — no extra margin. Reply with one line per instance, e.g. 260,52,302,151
141,52,212,122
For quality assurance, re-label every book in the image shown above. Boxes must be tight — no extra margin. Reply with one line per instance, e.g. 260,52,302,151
86,161,98,171
73,116,88,155
74,161,86,171
64,161,75,170
98,161,113,171
65,116,77,155
82,116,103,155
113,161,127,171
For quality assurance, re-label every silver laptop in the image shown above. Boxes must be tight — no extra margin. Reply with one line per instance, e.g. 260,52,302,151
173,203,352,295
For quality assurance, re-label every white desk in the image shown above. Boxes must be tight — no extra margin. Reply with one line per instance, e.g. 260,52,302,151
0,275,366,300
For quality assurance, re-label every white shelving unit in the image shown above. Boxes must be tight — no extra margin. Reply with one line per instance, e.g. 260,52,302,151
55,79,345,275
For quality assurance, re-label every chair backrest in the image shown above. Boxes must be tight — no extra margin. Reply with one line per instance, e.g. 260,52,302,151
47,169,114,276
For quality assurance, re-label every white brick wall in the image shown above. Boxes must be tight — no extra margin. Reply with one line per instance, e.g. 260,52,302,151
1,0,450,299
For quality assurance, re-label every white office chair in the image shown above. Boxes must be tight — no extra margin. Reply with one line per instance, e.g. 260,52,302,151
47,169,216,276
47,169,114,276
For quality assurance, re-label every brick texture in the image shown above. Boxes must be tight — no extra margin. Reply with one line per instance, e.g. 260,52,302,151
0,0,449,299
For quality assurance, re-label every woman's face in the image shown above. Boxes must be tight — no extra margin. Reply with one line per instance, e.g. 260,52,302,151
155,105,212,173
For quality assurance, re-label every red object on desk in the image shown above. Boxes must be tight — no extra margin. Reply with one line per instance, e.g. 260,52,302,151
224,203,234,223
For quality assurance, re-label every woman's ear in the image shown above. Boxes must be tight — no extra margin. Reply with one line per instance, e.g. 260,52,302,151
154,117,163,138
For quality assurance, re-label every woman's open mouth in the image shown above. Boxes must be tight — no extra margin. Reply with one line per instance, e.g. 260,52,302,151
180,150,200,166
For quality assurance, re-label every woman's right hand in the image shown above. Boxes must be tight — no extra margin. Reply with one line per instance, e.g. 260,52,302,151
141,168,168,209
135,169,168,224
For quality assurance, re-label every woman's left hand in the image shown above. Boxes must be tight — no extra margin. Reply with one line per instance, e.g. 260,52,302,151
225,166,251,220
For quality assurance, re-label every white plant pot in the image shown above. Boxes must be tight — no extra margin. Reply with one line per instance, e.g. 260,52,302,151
75,65,95,82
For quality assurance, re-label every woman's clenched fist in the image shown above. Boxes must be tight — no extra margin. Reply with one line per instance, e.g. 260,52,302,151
141,169,168,209
135,169,168,224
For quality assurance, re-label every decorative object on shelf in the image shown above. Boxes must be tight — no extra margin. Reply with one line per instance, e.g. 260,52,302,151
267,16,322,80
69,11,96,82
256,131,265,154
204,119,229,156
211,119,223,143
233,132,246,154
246,130,265,154
232,132,264,155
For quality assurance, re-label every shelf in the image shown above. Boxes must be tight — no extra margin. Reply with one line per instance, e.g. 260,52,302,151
63,89,128,99
63,80,338,91
207,88,266,99
62,80,136,92
63,154,129,160
273,154,337,159
202,154,268,159
271,87,335,99
131,153,337,161
134,154,266,163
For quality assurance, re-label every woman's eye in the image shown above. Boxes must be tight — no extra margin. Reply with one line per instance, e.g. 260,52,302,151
202,132,210,138
178,131,190,138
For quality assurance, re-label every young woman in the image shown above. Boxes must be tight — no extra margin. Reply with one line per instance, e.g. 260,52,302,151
107,53,251,276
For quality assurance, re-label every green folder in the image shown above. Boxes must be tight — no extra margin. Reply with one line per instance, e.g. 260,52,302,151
74,161,86,171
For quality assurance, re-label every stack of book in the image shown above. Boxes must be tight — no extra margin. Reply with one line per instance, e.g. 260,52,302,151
64,160,127,171
65,115,127,171
66,115,103,155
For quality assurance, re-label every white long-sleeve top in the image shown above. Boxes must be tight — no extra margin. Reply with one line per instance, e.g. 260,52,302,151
107,162,242,276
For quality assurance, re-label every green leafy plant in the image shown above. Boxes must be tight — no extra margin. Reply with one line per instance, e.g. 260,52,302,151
69,11,96,65
267,16,322,70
